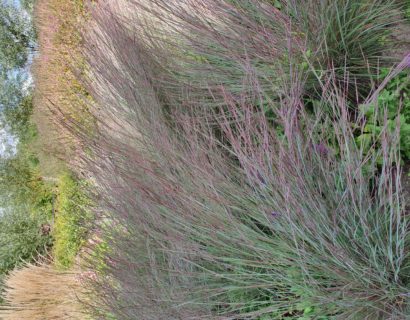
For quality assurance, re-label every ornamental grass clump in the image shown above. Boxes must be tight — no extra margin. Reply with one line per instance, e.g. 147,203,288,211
288,0,401,96
74,0,409,319
0,262,90,320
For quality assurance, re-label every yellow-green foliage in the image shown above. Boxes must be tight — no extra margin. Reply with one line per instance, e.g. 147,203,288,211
53,173,92,269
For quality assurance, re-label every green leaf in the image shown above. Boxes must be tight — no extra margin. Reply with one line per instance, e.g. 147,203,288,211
356,133,372,151
304,306,315,315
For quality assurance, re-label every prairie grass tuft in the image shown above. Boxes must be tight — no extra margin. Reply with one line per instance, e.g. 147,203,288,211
0,262,90,320
67,0,410,319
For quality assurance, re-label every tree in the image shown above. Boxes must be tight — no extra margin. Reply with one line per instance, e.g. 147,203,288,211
0,68,25,110
20,0,35,13
0,2,35,70
0,69,27,159
0,205,52,276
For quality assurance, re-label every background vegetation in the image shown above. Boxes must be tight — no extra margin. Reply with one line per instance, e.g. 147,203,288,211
0,0,92,313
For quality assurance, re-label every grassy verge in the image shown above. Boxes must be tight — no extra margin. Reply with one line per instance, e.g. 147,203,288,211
32,0,92,177
32,0,94,267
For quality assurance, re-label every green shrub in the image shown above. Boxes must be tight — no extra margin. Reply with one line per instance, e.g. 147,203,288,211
0,86,56,306
357,68,410,161
52,173,91,269
0,207,52,276
0,94,56,217
406,0,410,20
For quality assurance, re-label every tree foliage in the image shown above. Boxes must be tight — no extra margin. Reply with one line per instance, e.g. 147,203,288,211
0,1,35,71
0,206,52,276
0,0,54,301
